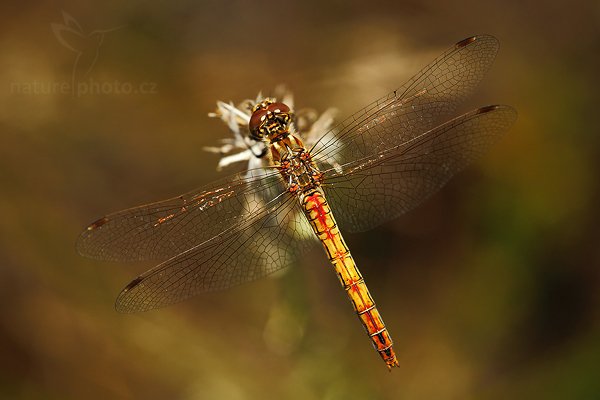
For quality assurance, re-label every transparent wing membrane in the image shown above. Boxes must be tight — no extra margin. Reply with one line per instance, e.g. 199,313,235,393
322,105,517,232
77,169,285,262
115,197,316,312
311,34,499,168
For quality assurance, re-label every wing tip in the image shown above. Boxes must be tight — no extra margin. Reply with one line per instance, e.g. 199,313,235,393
88,216,109,230
115,276,144,313
477,104,502,114
455,34,499,49
76,216,109,255
455,35,477,48
476,104,518,119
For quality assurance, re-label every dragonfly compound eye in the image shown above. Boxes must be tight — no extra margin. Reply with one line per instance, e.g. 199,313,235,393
249,102,292,140
265,102,290,115
249,108,269,139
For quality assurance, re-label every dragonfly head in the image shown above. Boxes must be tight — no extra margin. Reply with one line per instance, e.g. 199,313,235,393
249,99,293,141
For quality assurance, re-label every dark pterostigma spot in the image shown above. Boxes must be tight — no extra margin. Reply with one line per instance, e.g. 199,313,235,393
88,216,109,230
123,276,143,292
455,35,477,48
477,105,500,114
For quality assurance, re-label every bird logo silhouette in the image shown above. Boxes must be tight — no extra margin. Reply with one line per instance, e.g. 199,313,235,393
51,11,122,92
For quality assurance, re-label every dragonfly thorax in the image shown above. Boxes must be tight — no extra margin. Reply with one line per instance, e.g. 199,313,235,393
277,146,322,194
249,99,293,142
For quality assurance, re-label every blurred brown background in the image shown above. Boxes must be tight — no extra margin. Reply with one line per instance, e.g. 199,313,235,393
1,0,599,399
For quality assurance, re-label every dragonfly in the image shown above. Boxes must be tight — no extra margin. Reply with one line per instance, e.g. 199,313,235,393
77,34,516,370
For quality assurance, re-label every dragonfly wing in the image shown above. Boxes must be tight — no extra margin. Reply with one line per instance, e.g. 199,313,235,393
77,169,288,262
311,34,499,168
115,196,316,312
322,105,517,232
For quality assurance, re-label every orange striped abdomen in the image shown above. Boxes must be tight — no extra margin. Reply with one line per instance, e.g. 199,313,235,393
301,188,399,369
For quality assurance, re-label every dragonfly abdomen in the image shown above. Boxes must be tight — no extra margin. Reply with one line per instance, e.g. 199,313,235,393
301,188,399,369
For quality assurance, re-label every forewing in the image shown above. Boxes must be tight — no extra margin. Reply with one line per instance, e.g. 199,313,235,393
77,169,286,262
311,35,499,168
